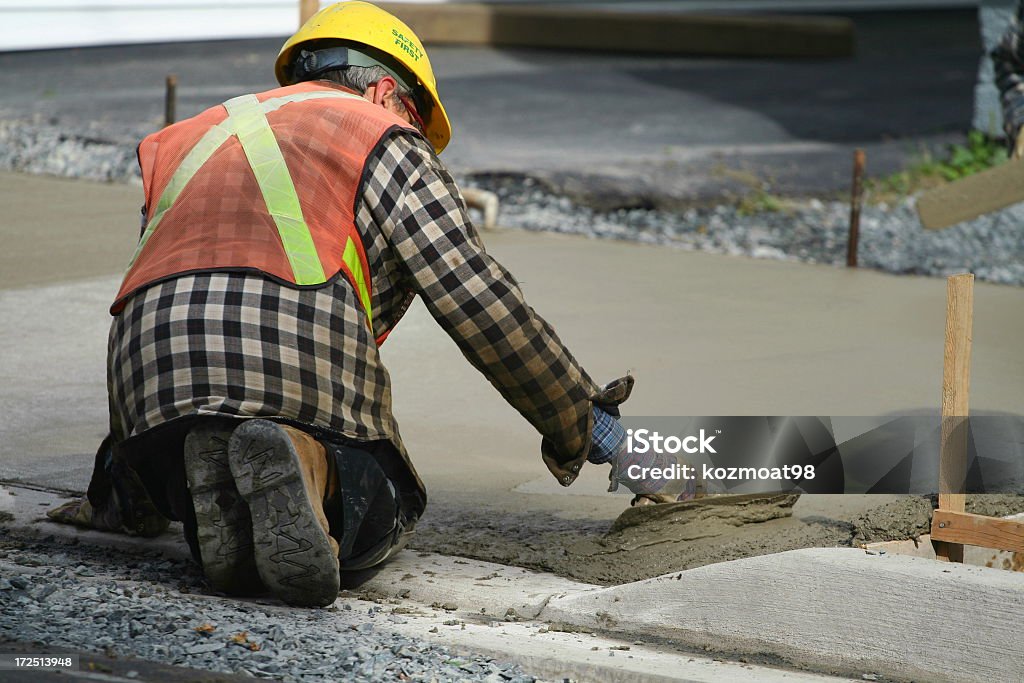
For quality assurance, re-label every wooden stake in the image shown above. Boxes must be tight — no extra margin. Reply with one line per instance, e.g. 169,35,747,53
300,0,319,26
164,74,177,128
847,149,865,268
933,273,973,563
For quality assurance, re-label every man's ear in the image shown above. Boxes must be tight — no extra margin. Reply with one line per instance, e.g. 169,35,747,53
370,76,398,107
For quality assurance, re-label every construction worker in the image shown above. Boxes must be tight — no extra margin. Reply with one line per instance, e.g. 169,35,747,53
993,0,1024,156
49,1,636,607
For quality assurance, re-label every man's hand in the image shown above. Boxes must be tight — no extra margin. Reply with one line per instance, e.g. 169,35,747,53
47,488,170,537
47,497,126,533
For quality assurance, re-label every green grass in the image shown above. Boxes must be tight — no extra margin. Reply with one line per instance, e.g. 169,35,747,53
736,188,787,216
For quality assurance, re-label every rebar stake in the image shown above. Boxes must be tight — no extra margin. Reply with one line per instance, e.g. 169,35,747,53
847,148,865,268
164,74,177,128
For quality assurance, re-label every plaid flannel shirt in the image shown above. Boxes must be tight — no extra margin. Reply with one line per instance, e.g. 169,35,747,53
993,2,1024,140
108,130,629,517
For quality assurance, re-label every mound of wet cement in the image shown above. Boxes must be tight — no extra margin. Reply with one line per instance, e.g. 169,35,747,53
411,493,852,585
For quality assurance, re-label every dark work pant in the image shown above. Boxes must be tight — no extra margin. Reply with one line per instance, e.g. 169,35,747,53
321,438,407,570
111,417,407,572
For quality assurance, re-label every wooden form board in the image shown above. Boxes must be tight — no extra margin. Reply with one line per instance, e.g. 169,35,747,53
917,159,1024,230
864,512,1024,571
932,510,1024,555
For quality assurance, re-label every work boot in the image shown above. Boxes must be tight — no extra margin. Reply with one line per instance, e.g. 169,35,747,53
228,419,340,608
183,421,260,595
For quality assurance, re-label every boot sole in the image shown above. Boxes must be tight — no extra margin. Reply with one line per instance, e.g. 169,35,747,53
183,421,259,594
228,419,339,608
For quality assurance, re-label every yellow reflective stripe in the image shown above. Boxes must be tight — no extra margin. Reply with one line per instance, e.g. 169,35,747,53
224,94,326,287
342,235,373,322
127,122,233,268
260,90,362,115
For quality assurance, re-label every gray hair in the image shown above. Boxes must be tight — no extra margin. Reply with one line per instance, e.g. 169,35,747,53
318,65,411,102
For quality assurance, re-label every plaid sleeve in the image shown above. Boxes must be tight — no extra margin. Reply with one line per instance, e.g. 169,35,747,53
361,132,602,472
993,2,1024,139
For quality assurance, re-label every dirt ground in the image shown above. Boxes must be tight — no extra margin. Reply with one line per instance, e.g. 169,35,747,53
409,494,1024,586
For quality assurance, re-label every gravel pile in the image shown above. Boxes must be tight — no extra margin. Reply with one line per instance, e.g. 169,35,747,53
0,119,144,183
0,539,535,683
471,176,1024,287
2,121,1022,286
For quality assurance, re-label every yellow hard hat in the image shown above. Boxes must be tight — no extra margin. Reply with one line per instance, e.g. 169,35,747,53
276,1,451,154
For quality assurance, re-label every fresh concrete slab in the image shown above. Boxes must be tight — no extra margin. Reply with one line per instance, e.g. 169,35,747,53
543,547,1024,683
2,171,1024,561
0,172,139,289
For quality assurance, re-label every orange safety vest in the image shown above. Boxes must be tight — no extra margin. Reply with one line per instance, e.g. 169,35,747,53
112,82,416,344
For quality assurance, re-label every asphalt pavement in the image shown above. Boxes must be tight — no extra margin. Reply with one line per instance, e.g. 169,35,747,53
0,9,981,204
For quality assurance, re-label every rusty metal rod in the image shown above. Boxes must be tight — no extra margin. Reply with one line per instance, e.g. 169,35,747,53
847,148,865,268
164,74,177,128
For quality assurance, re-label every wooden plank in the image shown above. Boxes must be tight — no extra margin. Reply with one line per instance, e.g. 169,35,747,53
378,4,855,58
933,273,973,563
917,159,1024,230
932,510,1024,555
864,513,1024,569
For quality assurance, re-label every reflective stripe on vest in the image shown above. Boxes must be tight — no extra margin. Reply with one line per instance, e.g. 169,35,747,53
127,90,376,325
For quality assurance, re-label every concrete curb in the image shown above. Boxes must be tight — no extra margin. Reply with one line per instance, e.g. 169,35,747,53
543,547,1024,683
341,550,596,619
378,3,855,58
